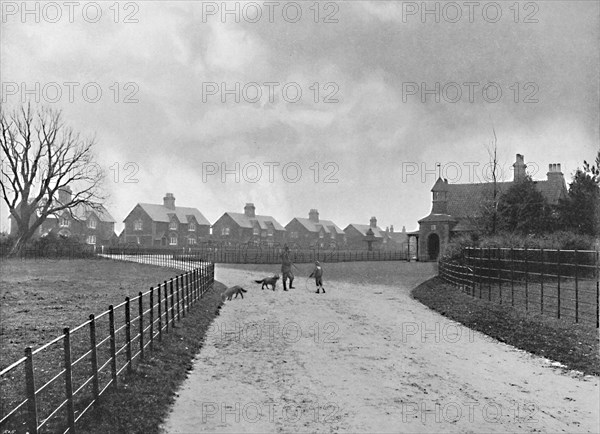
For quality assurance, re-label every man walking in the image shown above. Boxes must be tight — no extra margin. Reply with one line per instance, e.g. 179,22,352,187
280,244,295,291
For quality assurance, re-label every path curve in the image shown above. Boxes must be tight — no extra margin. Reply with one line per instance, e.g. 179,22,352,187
161,263,599,433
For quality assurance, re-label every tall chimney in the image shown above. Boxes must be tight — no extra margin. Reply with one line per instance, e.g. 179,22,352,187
309,209,319,223
390,225,394,233
513,154,527,182
547,163,565,190
244,203,256,218
370,217,377,228
58,186,72,205
163,193,176,210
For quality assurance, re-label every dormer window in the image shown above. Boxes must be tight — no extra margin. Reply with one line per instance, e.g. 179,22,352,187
221,227,230,236
267,228,274,237
331,232,335,239
319,231,324,238
60,216,70,228
253,227,260,236
87,218,97,229
134,219,143,231
290,231,298,239
189,221,196,232
169,219,178,230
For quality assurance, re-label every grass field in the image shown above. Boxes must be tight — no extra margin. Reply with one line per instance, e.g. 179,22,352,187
0,257,184,432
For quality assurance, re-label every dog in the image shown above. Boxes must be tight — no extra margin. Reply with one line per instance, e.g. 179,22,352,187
221,285,247,301
254,274,280,291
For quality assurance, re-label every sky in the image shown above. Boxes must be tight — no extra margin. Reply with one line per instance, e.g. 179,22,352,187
1,0,598,234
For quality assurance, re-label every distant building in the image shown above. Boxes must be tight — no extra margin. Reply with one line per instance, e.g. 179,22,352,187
121,193,211,247
344,217,396,250
9,186,117,246
285,209,346,248
413,154,568,261
211,203,286,247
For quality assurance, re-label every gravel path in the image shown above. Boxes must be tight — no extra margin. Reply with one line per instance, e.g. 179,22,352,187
161,263,599,433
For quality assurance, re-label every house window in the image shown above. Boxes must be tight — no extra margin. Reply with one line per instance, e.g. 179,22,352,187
88,218,97,229
261,230,267,238
60,217,70,228
189,222,196,231
87,235,96,245
431,225,437,231
188,237,196,245
169,220,178,230
221,227,230,236
331,232,335,239
319,232,324,238
267,229,274,237
169,236,178,245
253,227,260,236
134,219,143,231
290,231,298,239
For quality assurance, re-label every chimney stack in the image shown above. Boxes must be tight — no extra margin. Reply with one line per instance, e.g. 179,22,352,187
163,193,176,210
309,209,319,223
58,186,72,205
244,203,256,218
547,163,565,189
513,154,527,182
370,217,377,228
390,225,394,233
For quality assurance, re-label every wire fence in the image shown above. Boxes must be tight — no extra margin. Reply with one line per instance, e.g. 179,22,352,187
0,261,215,434
439,247,600,327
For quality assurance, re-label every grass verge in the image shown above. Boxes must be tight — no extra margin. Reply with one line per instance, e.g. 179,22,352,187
76,281,225,434
412,277,599,376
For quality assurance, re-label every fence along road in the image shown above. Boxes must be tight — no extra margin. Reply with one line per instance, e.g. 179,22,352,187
439,247,600,327
0,256,214,434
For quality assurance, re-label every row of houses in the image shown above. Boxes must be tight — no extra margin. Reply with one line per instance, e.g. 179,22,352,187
120,195,409,250
10,188,409,251
10,154,567,260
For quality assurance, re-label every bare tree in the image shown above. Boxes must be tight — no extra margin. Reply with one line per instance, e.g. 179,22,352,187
0,103,105,256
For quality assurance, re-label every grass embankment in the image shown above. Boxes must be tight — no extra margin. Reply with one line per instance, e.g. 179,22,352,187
76,282,225,434
412,277,599,376
0,257,224,433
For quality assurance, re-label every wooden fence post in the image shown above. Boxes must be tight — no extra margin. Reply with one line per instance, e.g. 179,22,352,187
24,347,38,434
524,247,529,312
557,249,561,319
176,276,181,321
63,328,75,433
574,250,579,324
138,292,144,360
163,281,169,334
488,247,492,301
170,280,175,327
108,306,117,388
89,314,100,402
149,287,154,351
510,247,515,306
498,248,502,304
125,298,132,373
540,248,544,314
157,285,163,341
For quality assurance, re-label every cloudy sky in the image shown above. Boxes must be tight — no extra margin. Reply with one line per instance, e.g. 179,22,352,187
1,1,598,233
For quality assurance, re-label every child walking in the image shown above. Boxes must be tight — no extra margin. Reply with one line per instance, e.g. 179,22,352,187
309,261,325,294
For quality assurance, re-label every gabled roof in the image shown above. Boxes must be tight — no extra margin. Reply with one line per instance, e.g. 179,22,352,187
291,218,345,235
135,203,211,226
220,212,285,231
438,178,566,219
344,224,386,239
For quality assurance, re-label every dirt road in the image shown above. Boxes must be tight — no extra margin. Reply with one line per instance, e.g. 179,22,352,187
161,263,599,433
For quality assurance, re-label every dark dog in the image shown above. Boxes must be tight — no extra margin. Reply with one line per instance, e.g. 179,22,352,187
255,274,280,291
221,285,248,301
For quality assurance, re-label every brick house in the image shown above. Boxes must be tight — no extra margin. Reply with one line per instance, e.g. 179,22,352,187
285,209,346,248
211,203,286,247
121,193,210,247
344,217,396,250
9,186,117,246
413,154,568,261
